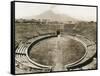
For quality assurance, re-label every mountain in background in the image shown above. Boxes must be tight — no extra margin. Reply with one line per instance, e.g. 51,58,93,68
34,10,78,23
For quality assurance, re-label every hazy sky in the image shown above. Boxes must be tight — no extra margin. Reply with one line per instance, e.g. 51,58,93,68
15,2,96,21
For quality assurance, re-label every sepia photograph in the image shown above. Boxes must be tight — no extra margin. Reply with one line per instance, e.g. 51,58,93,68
13,1,97,74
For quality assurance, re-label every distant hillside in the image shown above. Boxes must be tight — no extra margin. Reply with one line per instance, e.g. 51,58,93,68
34,10,78,23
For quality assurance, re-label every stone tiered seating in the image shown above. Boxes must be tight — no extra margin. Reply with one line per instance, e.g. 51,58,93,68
66,35,96,69
15,34,54,71
26,34,52,46
16,44,26,54
75,35,92,46
16,53,43,69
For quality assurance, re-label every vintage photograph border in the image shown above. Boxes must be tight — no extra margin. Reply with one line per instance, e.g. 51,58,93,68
11,1,98,75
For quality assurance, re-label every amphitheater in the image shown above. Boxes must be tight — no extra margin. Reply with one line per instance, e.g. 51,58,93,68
15,21,97,74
